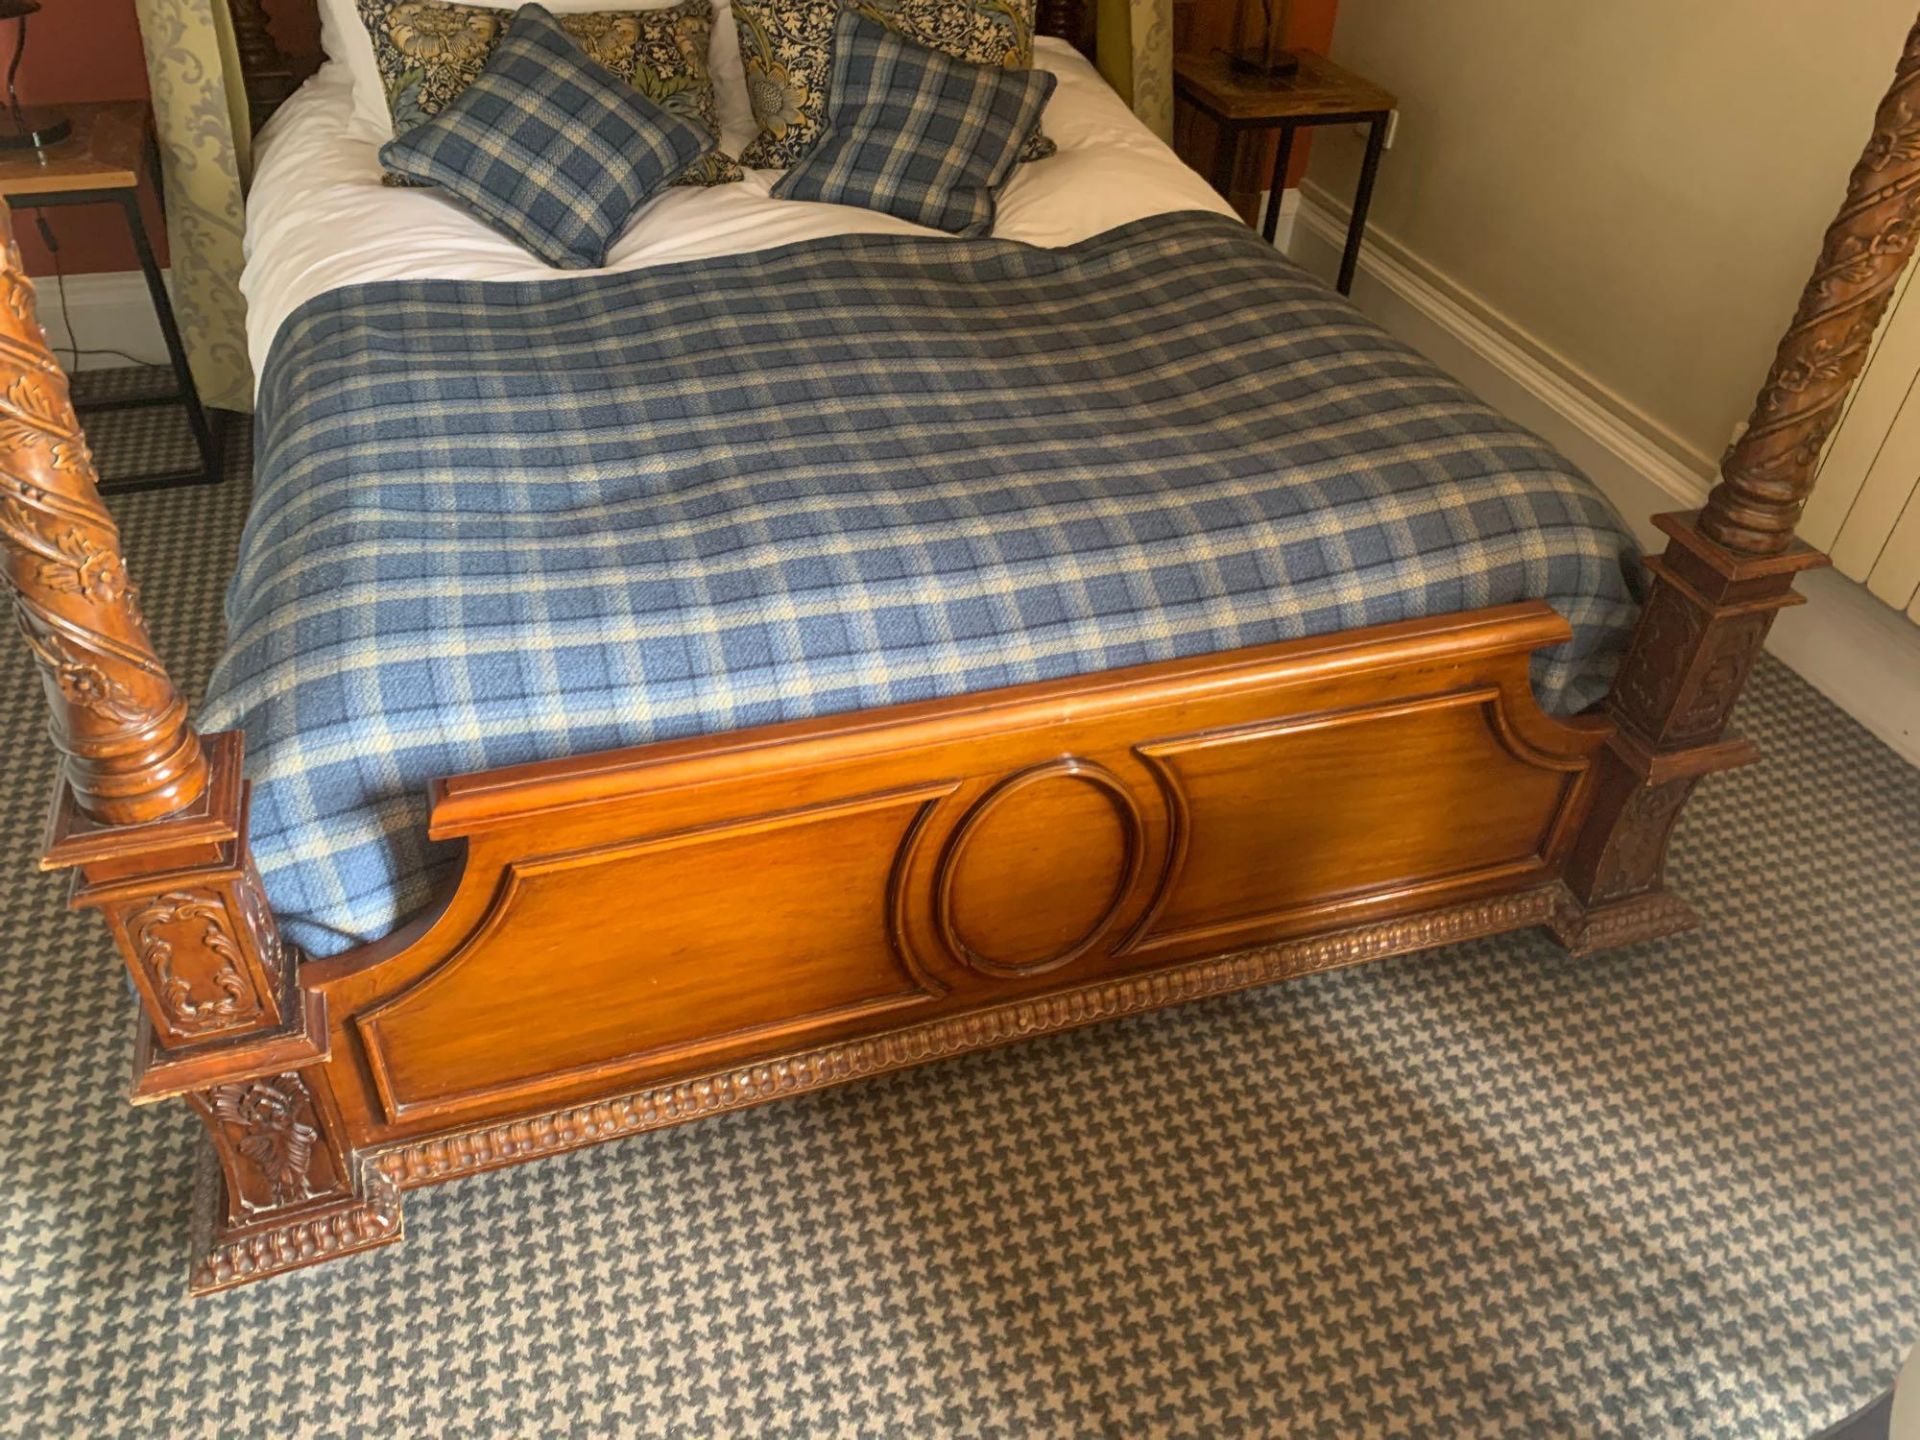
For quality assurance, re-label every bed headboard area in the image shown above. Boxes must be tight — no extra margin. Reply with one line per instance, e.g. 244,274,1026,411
1035,0,1095,56
230,0,301,130
226,0,1096,133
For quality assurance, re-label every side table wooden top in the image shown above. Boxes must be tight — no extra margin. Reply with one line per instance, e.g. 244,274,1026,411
0,101,148,197
1174,50,1396,123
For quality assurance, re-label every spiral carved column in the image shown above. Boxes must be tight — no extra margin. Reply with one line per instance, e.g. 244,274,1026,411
1557,17,1920,947
0,213,207,824
0,204,280,1049
0,207,389,1289
1700,13,1920,554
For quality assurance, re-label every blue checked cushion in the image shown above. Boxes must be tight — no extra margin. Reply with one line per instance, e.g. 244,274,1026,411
357,0,743,190
378,3,713,268
733,0,1053,169
770,6,1053,236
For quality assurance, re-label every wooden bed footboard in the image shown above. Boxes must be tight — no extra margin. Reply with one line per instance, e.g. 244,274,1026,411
309,601,1603,1145
6,9,1919,1292
210,599,1614,1290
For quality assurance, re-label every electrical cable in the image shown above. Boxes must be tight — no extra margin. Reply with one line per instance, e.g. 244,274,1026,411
33,210,167,372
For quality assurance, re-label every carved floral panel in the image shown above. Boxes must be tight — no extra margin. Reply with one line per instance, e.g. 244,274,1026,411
124,889,268,1041
190,1072,348,1224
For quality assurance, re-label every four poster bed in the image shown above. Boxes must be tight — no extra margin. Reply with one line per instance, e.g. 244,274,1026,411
1,0,1910,1294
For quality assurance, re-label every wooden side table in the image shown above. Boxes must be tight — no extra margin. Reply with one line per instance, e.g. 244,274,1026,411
1174,51,1397,295
0,101,222,493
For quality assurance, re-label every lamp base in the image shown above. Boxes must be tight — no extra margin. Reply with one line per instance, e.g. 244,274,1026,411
0,107,70,151
1228,48,1301,84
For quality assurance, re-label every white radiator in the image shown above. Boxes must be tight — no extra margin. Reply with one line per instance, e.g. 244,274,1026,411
1801,261,1920,622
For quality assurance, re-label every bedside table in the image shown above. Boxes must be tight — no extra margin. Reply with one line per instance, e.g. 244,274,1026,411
0,100,222,493
1174,50,1396,295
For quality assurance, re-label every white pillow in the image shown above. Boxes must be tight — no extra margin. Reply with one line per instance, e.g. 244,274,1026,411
320,0,753,152
313,0,389,142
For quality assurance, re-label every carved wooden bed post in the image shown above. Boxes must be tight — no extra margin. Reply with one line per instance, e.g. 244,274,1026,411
0,207,398,1290
4,7,1917,1295
1555,12,1920,951
226,0,297,131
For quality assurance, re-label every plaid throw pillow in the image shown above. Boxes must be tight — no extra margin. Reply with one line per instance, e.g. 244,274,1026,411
379,3,713,268
734,0,1053,170
771,7,1053,237
356,0,743,189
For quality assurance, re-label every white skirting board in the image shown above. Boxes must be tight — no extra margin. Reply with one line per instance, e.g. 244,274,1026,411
1288,184,1920,768
1259,188,1302,253
28,268,172,371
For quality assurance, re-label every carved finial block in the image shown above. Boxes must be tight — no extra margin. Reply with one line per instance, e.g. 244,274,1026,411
50,731,289,1050
186,1071,344,1224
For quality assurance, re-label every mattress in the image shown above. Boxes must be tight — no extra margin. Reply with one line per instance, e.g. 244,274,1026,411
241,38,1239,372
205,211,1643,957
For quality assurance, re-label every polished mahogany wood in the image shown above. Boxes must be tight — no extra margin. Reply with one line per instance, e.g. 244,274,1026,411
0,207,393,1289
8,3,1919,1291
1555,514,1828,949
0,211,206,823
1701,13,1920,556
300,603,1601,1150
1558,14,1920,932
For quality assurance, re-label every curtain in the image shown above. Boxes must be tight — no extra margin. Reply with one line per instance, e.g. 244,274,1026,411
132,0,255,411
1095,0,1173,142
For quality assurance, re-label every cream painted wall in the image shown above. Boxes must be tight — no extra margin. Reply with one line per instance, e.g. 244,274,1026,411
1305,2,1917,463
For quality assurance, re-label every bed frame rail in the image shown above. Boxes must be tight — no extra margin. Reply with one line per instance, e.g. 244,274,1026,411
4,8,1918,1292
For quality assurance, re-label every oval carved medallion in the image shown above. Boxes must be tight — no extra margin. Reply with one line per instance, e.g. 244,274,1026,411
934,759,1145,977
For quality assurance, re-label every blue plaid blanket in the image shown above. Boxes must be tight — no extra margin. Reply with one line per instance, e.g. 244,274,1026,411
204,211,1642,955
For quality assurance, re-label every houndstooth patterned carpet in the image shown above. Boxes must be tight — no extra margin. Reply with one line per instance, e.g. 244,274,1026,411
0,373,1916,1438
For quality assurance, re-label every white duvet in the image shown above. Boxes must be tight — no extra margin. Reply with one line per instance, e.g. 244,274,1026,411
240,37,1236,376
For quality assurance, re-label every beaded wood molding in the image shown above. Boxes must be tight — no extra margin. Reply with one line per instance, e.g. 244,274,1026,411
1547,888,1701,959
188,1150,403,1295
371,885,1581,1189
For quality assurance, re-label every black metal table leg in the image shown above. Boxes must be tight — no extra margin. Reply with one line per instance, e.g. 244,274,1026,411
145,128,168,224
113,187,222,491
1208,118,1241,203
1262,121,1296,245
1338,113,1390,296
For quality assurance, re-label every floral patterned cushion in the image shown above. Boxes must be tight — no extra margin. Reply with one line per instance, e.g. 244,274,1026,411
356,0,743,185
734,0,1053,169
